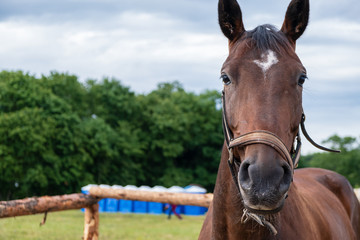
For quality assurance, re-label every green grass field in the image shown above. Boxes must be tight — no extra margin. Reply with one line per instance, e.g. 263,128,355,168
0,210,205,240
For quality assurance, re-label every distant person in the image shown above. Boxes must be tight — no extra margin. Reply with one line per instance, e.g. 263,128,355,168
163,203,182,220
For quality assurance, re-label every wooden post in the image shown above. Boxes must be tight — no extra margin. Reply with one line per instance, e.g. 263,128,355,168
89,187,213,207
83,203,99,240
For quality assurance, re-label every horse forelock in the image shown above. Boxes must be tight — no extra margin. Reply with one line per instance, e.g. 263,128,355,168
245,24,292,54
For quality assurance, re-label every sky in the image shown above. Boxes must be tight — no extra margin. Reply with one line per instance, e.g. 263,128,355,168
0,0,359,153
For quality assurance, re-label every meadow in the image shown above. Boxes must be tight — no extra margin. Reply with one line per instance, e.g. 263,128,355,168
0,210,205,240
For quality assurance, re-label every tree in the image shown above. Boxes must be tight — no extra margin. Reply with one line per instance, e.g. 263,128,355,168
40,72,90,118
137,82,223,190
86,78,141,128
84,78,145,186
0,71,93,199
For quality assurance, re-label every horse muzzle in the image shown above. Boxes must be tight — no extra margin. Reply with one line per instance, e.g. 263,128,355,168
237,148,293,214
240,187,288,214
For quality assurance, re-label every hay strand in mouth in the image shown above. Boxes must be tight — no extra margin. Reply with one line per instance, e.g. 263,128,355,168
241,209,278,235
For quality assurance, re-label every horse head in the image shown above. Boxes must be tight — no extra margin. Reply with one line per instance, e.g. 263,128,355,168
218,0,309,214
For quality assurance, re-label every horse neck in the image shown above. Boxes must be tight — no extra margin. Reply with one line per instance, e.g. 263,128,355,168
211,144,278,240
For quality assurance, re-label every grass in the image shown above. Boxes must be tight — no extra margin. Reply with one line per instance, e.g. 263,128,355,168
0,210,205,240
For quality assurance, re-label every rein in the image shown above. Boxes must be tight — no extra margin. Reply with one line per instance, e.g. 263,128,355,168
221,90,340,234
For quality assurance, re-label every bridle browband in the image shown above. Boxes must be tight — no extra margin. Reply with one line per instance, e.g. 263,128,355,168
221,90,340,192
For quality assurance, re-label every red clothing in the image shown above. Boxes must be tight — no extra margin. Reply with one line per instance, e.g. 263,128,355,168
171,205,182,219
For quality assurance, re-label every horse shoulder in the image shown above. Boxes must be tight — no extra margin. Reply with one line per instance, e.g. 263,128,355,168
297,168,358,217
293,168,360,239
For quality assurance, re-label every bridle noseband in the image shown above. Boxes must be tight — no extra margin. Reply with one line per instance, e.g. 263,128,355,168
222,90,340,193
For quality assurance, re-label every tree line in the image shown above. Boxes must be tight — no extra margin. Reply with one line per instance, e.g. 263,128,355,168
0,71,359,200
0,71,223,200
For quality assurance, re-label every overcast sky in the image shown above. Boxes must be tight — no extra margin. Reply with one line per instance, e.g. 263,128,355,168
0,0,359,153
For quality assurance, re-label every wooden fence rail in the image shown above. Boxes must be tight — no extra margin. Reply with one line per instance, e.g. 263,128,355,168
89,186,213,207
0,193,97,218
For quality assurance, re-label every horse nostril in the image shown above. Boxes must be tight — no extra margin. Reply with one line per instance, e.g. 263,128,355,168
239,161,251,191
282,164,292,183
279,163,292,193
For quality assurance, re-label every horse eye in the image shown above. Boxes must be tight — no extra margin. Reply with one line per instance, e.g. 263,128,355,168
221,74,232,85
298,74,307,87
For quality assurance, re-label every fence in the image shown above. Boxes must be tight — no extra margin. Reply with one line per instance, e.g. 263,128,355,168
2,187,360,240
0,186,213,240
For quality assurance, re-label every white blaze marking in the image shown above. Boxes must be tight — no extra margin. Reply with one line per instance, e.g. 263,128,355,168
253,50,279,74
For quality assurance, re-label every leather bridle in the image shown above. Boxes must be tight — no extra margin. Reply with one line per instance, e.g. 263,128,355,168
221,90,340,193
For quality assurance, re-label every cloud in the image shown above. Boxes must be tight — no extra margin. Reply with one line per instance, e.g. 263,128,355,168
299,44,360,82
0,9,227,93
304,18,360,44
310,0,360,22
292,17,360,97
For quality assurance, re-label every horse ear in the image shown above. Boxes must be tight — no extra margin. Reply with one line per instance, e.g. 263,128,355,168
281,0,309,44
218,0,245,41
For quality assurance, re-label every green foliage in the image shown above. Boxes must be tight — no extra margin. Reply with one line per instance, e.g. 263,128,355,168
40,72,90,117
86,78,141,128
136,82,222,189
299,135,360,187
0,71,94,199
0,71,223,199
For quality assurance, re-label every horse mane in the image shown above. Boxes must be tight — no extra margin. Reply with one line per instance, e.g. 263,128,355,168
246,24,292,54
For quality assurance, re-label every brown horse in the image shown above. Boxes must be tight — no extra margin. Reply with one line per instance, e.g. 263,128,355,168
199,0,360,239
